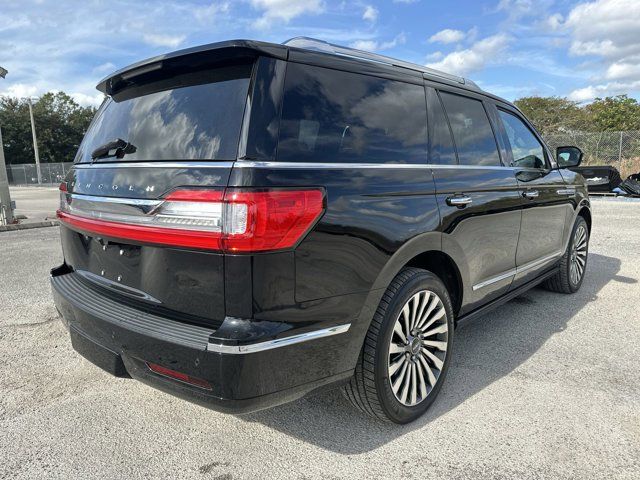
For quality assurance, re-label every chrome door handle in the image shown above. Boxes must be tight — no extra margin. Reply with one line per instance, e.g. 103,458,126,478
446,195,473,207
523,190,539,199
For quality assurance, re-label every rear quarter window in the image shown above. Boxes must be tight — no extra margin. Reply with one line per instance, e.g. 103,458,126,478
75,64,252,163
277,63,427,164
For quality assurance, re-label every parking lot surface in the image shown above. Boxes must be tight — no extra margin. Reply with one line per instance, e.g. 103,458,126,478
1,199,639,479
8,186,59,224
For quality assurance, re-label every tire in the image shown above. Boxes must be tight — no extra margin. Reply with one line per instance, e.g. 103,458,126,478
543,216,589,294
343,267,455,424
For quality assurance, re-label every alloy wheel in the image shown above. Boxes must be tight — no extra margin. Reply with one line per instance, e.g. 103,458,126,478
570,224,588,285
388,290,449,407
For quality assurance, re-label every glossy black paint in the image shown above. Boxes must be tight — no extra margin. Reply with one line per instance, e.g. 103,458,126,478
53,40,591,413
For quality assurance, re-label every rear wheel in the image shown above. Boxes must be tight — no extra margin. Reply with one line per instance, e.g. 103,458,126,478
544,216,589,293
343,267,454,423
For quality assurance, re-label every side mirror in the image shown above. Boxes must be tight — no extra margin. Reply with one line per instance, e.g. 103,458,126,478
556,146,583,168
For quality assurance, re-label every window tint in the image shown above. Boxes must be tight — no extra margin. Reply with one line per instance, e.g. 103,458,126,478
499,110,547,169
439,92,501,166
277,63,427,163
427,88,457,165
75,65,251,163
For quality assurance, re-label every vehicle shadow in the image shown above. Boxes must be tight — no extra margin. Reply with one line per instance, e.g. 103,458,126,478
241,253,631,454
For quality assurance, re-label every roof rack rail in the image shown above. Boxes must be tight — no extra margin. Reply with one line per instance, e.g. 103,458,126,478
283,37,476,87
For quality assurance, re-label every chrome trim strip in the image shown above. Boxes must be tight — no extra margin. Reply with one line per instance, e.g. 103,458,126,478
69,194,162,207
73,161,235,169
472,269,516,291
517,250,564,274
207,323,351,354
234,161,511,170
557,188,576,195
472,250,564,291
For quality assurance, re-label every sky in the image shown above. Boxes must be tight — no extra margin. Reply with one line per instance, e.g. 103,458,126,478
1,0,639,107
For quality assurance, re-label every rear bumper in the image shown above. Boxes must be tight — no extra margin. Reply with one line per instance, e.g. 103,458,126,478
51,265,355,414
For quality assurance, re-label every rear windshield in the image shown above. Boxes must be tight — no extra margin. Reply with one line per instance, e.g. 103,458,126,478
75,64,251,163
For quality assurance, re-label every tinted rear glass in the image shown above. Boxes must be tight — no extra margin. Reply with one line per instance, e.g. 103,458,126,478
440,92,501,167
75,64,251,163
427,88,457,165
277,63,427,164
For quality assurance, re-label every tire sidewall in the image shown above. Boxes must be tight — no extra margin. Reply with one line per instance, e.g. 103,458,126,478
375,271,455,424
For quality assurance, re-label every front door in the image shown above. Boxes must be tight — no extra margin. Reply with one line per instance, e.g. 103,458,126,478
494,107,572,287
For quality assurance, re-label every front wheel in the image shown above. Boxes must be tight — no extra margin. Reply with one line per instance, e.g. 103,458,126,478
343,267,454,423
544,216,589,293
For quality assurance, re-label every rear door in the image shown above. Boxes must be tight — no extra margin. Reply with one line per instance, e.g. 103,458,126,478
429,88,522,315
493,105,571,287
59,60,254,327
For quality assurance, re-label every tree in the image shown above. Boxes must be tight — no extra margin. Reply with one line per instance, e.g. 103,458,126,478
514,96,588,136
0,92,97,164
585,95,640,131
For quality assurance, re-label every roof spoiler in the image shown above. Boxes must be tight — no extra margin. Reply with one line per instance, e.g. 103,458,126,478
96,40,288,96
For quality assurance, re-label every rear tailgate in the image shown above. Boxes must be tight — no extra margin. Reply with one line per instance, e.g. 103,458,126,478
58,57,254,327
59,163,232,326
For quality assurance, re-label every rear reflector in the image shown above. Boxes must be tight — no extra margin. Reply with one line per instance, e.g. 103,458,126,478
57,186,324,252
146,362,212,390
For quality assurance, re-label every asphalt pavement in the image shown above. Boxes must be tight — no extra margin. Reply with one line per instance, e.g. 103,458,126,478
0,198,638,479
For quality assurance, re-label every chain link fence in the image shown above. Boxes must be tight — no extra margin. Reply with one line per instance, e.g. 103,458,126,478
544,130,640,179
5,162,73,186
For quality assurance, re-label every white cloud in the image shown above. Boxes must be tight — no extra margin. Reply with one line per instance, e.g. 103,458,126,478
193,1,230,22
561,0,640,100
605,61,640,80
362,5,378,22
568,80,640,102
142,33,186,48
350,33,406,52
426,51,443,61
393,0,419,3
250,0,323,28
428,29,466,45
426,34,510,76
0,83,39,99
544,13,564,31
565,0,640,60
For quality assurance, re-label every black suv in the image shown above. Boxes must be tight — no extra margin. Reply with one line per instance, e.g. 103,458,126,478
52,38,591,424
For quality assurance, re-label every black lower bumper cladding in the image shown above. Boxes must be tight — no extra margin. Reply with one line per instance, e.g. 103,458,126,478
51,266,354,413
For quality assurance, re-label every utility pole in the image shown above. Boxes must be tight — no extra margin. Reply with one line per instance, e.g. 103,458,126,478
27,97,42,184
0,65,15,225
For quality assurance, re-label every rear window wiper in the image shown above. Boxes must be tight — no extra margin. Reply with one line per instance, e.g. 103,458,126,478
91,138,137,162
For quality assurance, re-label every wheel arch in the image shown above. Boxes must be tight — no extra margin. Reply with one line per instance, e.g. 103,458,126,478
577,205,592,233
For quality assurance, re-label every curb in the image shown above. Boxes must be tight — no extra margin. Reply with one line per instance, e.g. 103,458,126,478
0,220,59,232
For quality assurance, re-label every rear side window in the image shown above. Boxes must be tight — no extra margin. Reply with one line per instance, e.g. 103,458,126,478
277,63,427,163
427,88,457,165
75,64,252,163
439,92,501,166
498,110,547,169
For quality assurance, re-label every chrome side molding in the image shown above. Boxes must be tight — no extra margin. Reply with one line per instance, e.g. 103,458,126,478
207,323,351,354
472,250,564,291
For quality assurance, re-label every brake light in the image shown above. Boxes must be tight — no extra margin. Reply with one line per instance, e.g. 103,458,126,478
57,188,324,253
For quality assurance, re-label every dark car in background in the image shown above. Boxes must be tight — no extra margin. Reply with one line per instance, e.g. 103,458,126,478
51,37,591,423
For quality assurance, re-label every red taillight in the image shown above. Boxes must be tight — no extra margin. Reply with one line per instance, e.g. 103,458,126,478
222,189,325,252
146,362,212,390
57,188,324,253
